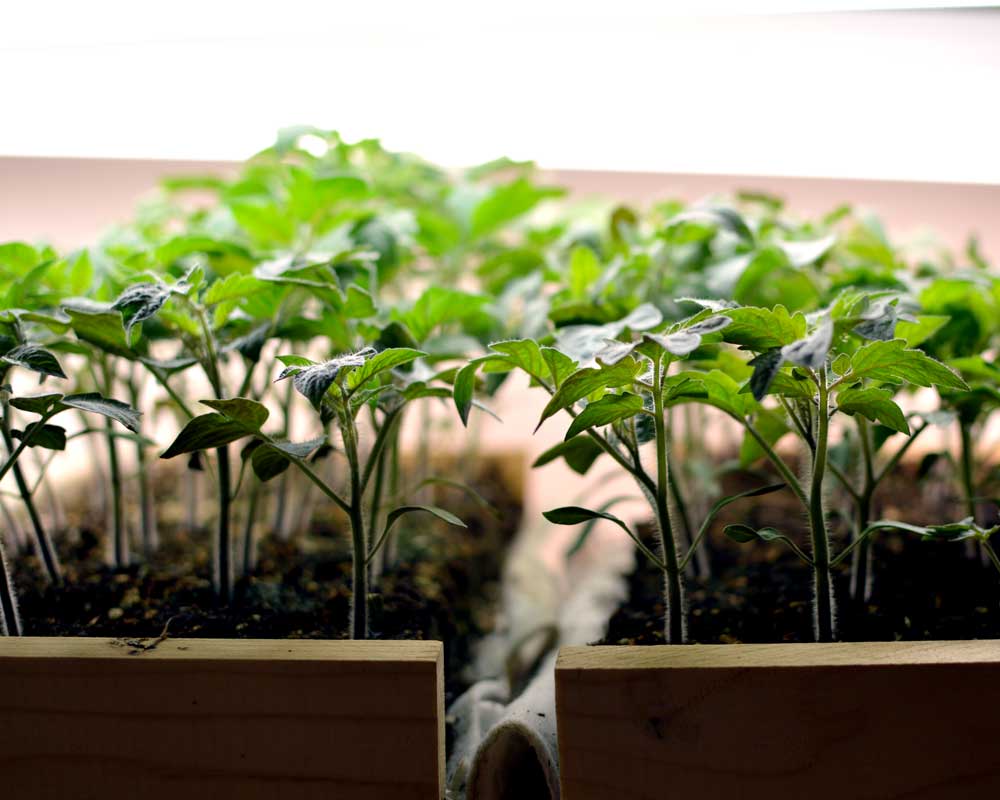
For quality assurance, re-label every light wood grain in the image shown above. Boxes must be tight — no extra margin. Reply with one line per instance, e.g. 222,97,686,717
0,637,444,800
556,642,1000,800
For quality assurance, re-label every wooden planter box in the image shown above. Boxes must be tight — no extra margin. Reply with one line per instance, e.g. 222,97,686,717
0,637,444,799
556,641,1000,799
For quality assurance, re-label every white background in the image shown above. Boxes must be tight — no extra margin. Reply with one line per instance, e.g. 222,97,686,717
2,2,999,182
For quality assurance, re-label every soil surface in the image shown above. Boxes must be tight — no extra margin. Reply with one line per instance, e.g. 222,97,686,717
603,459,1000,645
12,454,523,702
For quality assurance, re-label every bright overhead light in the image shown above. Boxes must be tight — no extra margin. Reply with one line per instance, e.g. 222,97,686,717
1,3,998,183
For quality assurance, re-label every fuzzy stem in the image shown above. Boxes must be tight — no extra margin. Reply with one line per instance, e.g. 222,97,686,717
339,410,368,640
959,421,977,522
810,367,835,642
0,532,21,635
216,444,233,601
653,356,685,644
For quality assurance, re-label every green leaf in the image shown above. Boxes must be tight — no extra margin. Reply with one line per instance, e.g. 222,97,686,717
536,359,639,432
746,348,783,400
724,523,810,563
533,435,604,474
894,315,949,348
723,305,806,351
9,393,62,415
565,392,643,440
568,245,601,299
346,347,425,391
836,387,909,434
541,347,578,387
59,393,141,432
2,344,66,379
200,398,269,431
344,286,377,318
12,423,66,451
202,273,268,306
740,410,790,466
384,504,466,533
669,207,754,245
781,319,833,370
402,287,488,342
161,413,253,458
469,178,564,239
543,505,635,534
65,306,134,358
846,339,968,390
490,339,549,383
250,437,325,482
564,495,638,558
112,283,170,339
453,356,503,426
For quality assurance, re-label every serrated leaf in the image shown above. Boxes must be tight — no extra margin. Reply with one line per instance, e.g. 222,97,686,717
846,339,968,390
894,315,950,348
541,347,578,387
2,344,66,379
565,392,643,440
489,339,549,383
346,347,425,391
852,301,899,341
836,387,909,434
723,305,806,350
202,273,267,305
59,393,141,432
536,359,639,431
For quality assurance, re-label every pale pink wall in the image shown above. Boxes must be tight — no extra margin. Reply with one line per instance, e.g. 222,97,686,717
2,157,998,264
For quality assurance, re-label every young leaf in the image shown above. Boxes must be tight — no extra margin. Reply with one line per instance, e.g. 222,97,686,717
533,435,604,474
2,344,66,379
490,339,549,384
723,305,806,350
781,319,834,370
345,348,425,391
845,339,968,390
747,348,784,400
250,437,326,482
112,283,171,339
161,413,254,458
564,392,644,440
59,393,142,432
9,393,62,415
669,207,754,245
543,506,634,532
64,306,135,358
200,398,269,431
536,359,639,432
724,524,811,564
852,301,899,341
12,423,67,451
836,387,909,434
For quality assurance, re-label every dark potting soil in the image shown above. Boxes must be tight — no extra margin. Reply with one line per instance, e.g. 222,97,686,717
603,461,1000,645
12,454,523,703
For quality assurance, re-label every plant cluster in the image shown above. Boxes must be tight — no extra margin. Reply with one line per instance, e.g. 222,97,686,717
1,129,998,644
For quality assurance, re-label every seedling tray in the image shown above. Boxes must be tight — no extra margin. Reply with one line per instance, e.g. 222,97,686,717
0,637,443,799
556,641,1000,799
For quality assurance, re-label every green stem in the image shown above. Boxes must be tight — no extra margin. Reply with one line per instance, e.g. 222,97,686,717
0,397,61,585
339,410,368,640
367,425,390,580
667,451,703,577
241,481,260,577
810,367,835,642
850,418,875,605
129,372,158,557
0,533,21,635
959,421,977,522
105,414,128,569
653,356,685,644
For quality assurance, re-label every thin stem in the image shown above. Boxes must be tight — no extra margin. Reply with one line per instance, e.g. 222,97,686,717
129,371,158,557
982,540,1000,576
241,481,261,577
959,421,978,522
653,355,685,644
850,417,876,605
1,396,61,585
0,533,21,635
339,408,368,640
738,416,809,507
667,450,702,577
216,444,233,601
101,359,128,570
810,367,835,642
